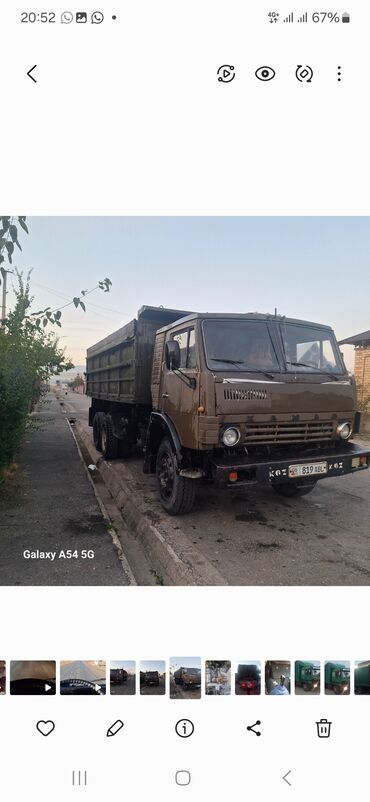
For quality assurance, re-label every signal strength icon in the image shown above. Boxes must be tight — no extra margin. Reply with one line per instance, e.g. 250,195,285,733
297,12,308,23
283,12,294,22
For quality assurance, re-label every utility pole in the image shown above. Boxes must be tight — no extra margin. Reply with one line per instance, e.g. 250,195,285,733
1,268,12,322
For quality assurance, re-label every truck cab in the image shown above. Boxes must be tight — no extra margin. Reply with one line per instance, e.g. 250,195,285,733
325,662,350,694
295,661,320,692
146,312,369,513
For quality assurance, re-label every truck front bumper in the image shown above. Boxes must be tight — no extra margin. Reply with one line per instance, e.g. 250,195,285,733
209,442,370,488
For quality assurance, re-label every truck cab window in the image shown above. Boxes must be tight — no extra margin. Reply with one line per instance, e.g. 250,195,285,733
187,329,196,369
172,329,197,369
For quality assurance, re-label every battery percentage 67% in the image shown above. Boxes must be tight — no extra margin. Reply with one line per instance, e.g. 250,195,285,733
312,11,340,22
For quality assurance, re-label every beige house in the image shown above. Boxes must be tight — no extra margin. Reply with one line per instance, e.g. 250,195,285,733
338,330,370,407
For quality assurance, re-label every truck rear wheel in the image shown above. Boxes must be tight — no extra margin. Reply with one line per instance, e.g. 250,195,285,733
272,481,317,498
101,414,119,460
93,412,105,452
156,438,196,515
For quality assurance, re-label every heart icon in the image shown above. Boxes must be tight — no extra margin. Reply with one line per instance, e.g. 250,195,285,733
36,720,55,737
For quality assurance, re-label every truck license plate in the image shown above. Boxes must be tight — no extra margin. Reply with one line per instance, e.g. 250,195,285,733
288,461,328,478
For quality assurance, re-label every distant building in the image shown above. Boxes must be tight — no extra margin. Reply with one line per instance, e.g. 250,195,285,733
338,330,370,405
71,373,86,395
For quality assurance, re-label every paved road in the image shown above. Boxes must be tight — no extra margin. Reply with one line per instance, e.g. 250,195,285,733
60,660,106,683
10,661,56,681
61,392,370,585
295,686,320,695
140,678,166,695
0,394,130,585
170,676,201,699
110,674,136,695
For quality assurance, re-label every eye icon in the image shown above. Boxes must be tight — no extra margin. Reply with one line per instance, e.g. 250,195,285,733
255,66,276,81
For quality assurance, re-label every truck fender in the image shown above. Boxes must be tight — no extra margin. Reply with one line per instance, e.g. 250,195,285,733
144,411,182,472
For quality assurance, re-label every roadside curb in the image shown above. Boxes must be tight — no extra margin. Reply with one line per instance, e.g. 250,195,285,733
74,421,228,586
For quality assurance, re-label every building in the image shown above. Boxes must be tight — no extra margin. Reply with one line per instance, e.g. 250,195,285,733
338,330,370,407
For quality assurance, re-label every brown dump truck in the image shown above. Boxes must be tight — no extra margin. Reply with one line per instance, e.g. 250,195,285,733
86,305,370,515
173,667,201,689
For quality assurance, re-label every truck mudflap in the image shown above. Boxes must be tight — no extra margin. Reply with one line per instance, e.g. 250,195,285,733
210,442,370,488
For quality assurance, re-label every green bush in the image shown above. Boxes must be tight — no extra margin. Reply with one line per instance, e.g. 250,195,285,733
0,273,73,472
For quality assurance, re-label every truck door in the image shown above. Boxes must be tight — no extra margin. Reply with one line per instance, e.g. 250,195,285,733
161,326,200,449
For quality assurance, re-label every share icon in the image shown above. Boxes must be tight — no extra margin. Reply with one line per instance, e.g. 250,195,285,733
247,720,261,736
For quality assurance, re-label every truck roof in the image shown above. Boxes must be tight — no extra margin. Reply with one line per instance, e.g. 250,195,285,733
156,311,335,334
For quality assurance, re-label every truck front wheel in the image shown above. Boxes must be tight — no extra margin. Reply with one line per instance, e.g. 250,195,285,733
101,414,119,460
272,481,317,498
156,438,196,515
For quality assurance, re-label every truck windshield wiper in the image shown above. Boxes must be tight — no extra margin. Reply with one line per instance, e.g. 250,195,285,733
210,357,276,381
210,357,243,369
286,361,339,381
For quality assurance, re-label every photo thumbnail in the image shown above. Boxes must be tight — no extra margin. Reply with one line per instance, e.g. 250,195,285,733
110,661,136,695
324,661,350,695
10,661,56,695
170,657,201,699
140,661,166,695
354,661,370,694
235,661,261,695
60,660,106,695
205,661,231,695
294,660,320,695
265,661,291,695
0,661,6,694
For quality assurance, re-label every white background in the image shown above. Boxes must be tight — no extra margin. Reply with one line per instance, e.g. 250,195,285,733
0,1,369,213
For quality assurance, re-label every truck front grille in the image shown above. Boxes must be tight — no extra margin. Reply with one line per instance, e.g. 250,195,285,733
224,388,267,401
244,420,335,444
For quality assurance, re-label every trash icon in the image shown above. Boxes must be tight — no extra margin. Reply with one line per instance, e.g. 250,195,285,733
88,464,97,472
316,718,332,738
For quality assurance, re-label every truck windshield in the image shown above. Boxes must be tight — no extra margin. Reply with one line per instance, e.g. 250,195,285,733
279,323,344,374
202,320,280,372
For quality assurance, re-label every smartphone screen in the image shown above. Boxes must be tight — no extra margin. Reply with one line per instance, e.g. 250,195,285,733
1,2,369,798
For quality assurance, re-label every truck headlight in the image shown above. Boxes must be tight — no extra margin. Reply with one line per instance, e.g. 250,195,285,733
337,422,352,440
221,426,240,446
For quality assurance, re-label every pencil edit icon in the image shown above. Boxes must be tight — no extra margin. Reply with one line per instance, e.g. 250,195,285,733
107,719,124,737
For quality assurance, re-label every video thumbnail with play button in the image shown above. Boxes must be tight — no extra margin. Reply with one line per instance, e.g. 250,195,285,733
10,661,56,695
60,660,106,695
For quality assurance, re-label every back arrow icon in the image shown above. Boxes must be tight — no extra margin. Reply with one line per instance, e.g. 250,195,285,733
27,65,37,83
283,770,292,786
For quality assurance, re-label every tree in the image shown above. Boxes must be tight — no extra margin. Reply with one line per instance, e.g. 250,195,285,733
0,217,113,474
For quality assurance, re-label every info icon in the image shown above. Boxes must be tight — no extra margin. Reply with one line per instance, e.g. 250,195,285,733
175,719,195,738
76,11,88,23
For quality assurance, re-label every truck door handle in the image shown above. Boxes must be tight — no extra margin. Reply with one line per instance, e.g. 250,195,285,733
162,393,169,398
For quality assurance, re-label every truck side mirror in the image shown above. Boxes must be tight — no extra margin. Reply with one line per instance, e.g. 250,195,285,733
165,340,181,370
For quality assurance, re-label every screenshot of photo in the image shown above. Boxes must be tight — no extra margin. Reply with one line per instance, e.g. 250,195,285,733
1,2,370,799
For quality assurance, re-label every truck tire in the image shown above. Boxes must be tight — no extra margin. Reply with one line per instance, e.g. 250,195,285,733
156,438,196,515
93,411,105,452
101,414,119,460
272,481,317,498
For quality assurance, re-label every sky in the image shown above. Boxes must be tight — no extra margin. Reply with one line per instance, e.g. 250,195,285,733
140,660,166,672
110,661,135,672
6,216,370,367
170,657,201,672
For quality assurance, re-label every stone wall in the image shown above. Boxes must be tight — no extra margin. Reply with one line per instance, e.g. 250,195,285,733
354,346,370,406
